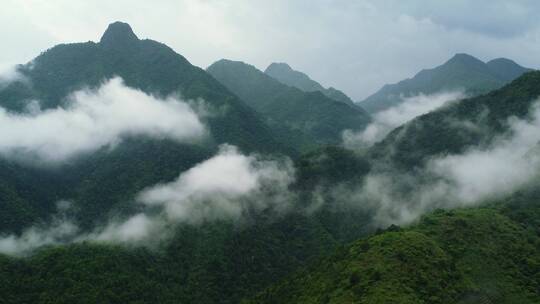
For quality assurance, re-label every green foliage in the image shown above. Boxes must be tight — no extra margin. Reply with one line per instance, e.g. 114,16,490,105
295,146,370,189
0,22,293,232
1,23,539,304
250,203,540,304
0,213,339,304
370,71,540,169
0,23,288,156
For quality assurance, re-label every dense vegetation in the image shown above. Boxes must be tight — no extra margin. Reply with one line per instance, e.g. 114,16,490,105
207,59,371,151
0,22,292,233
370,70,540,169
1,21,539,304
0,213,341,304
360,53,531,113
0,145,377,304
249,192,540,304
0,23,374,304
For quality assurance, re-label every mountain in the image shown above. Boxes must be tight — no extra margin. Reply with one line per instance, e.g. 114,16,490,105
249,195,540,304
265,63,326,93
0,22,283,155
207,59,371,151
2,22,540,304
360,53,532,113
370,70,540,169
0,22,370,304
264,62,355,105
0,22,292,232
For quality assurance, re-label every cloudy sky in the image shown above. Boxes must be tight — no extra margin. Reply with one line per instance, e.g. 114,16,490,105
2,0,540,100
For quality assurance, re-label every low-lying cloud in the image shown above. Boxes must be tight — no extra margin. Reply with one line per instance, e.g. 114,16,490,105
0,64,26,89
0,201,79,255
0,145,295,255
347,99,540,226
430,105,540,204
139,144,294,223
0,77,207,163
4,96,540,255
344,91,466,148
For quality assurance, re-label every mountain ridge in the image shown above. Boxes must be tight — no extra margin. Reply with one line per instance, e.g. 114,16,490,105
264,62,356,106
207,59,371,151
359,53,532,113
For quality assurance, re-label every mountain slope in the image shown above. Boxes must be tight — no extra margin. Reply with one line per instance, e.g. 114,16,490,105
370,70,540,169
249,198,540,304
0,213,340,304
0,22,283,155
264,62,355,105
207,59,370,151
360,53,531,113
0,22,293,232
0,22,372,304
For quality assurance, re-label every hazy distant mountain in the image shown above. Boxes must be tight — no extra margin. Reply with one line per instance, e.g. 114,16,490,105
370,70,540,169
360,53,531,113
265,62,355,106
207,59,370,151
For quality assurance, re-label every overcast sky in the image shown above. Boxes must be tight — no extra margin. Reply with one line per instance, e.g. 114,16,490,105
2,0,539,100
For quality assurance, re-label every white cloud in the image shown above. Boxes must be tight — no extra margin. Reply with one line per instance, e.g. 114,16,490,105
0,145,295,254
85,213,162,244
429,103,540,203
0,219,79,256
344,91,465,148
345,100,540,226
0,64,26,88
138,144,294,223
0,77,207,163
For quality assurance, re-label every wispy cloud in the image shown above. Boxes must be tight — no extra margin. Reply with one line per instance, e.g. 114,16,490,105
344,91,465,148
0,64,26,88
344,99,540,226
0,77,207,163
138,144,294,224
0,145,295,254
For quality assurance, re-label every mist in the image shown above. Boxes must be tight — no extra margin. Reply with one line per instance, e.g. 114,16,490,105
4,88,540,255
0,145,295,255
0,77,207,163
0,201,79,255
344,91,466,148
344,99,540,226
0,64,25,89
139,145,294,223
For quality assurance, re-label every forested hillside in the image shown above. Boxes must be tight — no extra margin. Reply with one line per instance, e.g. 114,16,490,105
250,191,540,304
0,17,539,304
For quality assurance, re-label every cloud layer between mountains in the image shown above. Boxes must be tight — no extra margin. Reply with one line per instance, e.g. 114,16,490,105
346,99,540,226
2,82,540,256
344,91,466,148
0,145,295,254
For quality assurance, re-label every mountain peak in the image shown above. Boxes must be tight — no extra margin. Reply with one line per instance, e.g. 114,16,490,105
487,57,517,65
446,53,484,65
265,62,293,73
100,21,139,48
